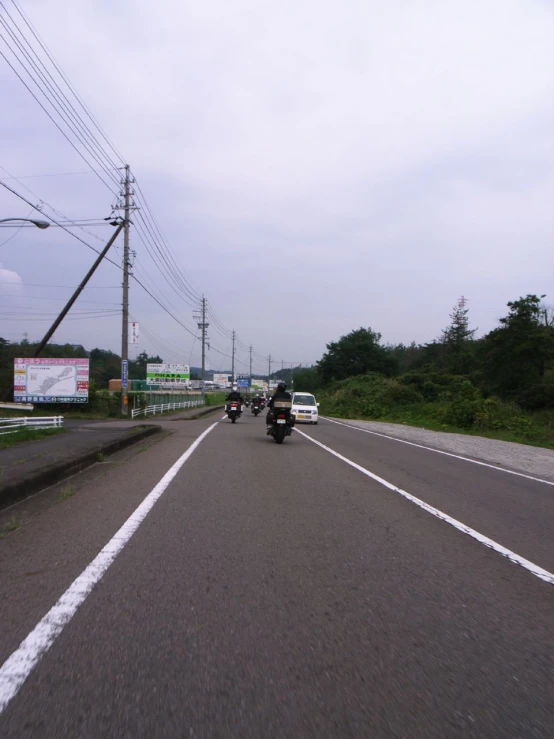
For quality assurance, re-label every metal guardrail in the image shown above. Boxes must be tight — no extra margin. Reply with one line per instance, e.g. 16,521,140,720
131,398,205,419
0,416,64,436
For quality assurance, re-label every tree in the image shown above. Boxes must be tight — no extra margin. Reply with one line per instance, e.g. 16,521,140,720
480,294,554,400
292,366,321,392
317,327,398,383
385,342,423,374
89,348,121,388
130,351,163,380
440,299,477,374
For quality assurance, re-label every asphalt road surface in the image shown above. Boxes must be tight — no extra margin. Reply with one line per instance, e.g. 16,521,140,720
0,411,552,738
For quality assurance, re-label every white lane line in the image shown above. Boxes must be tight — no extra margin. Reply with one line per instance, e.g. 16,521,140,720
294,427,554,586
321,416,554,487
0,421,219,716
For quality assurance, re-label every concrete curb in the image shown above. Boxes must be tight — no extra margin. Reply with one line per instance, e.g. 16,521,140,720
0,424,161,510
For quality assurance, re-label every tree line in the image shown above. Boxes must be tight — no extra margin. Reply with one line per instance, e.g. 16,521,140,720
293,294,554,420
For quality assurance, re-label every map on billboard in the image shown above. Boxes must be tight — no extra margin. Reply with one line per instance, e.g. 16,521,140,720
14,358,90,403
146,363,190,385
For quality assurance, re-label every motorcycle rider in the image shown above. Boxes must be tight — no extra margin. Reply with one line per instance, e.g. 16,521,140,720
226,386,243,413
266,381,293,433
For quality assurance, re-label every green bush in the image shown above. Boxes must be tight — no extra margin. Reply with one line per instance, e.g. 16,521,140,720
440,381,483,428
319,372,553,447
516,382,554,411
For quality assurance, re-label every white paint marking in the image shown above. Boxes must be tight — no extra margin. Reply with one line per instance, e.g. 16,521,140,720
0,421,219,715
294,427,554,586
321,416,554,487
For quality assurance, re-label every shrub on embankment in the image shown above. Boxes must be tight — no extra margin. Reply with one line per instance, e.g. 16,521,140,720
318,373,554,448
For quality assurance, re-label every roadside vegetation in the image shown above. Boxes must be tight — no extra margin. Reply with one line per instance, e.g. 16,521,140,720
283,294,554,449
0,428,65,450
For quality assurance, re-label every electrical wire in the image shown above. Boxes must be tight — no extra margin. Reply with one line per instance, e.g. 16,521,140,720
0,164,108,243
1,0,124,188
10,0,126,166
0,6,121,189
0,5,289,365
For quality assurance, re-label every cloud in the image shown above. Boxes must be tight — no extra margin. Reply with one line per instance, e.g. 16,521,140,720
0,0,552,362
0,264,24,295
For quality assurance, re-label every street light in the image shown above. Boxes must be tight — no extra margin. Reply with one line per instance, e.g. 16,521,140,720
0,217,50,229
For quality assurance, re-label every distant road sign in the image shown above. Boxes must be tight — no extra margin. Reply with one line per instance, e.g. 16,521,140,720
237,375,250,389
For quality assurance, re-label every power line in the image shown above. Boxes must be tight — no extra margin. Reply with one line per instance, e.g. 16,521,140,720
1,0,124,188
0,282,121,288
10,0,126,166
0,42,119,194
0,5,121,188
0,170,103,179
0,164,108,242
0,5,284,366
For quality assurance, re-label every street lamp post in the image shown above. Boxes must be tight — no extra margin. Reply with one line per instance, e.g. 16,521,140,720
0,218,50,229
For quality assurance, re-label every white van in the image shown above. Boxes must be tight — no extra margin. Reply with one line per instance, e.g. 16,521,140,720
291,392,319,424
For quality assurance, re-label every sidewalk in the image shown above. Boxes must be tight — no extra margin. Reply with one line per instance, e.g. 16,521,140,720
0,405,223,509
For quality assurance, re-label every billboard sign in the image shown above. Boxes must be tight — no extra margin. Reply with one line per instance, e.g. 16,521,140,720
146,363,190,386
14,357,90,404
213,373,232,387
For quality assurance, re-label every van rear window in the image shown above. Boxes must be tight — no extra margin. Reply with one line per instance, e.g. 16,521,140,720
294,395,316,406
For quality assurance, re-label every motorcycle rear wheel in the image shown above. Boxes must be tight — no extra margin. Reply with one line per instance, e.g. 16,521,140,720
274,425,286,444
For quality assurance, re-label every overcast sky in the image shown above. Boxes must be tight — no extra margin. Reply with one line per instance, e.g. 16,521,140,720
1,0,553,374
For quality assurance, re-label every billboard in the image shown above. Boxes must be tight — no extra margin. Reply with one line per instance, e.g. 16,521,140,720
146,363,190,386
14,357,90,403
213,373,232,387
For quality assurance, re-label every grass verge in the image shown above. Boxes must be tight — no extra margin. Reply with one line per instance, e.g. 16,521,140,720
324,409,554,449
0,428,65,450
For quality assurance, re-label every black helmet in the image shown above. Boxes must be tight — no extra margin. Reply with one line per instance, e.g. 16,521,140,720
277,381,287,391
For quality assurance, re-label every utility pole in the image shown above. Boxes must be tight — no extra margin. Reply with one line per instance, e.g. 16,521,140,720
231,330,236,383
198,297,209,392
268,354,272,388
120,164,132,415
249,345,253,378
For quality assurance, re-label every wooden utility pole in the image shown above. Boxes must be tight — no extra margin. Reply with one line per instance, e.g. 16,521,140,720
121,164,131,415
231,330,236,384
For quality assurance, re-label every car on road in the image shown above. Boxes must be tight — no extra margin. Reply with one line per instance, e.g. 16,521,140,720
291,392,319,424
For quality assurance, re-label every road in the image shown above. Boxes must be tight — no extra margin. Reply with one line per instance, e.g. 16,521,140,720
0,411,552,738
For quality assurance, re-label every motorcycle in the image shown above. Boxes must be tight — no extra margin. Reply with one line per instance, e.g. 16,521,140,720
251,404,261,417
267,401,294,444
226,400,241,423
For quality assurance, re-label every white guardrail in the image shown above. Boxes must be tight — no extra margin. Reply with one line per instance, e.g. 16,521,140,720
0,416,64,436
131,398,205,419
